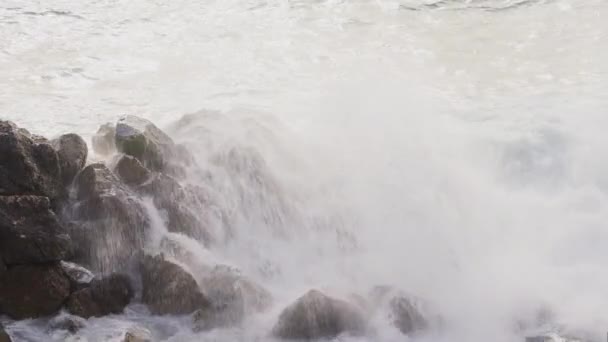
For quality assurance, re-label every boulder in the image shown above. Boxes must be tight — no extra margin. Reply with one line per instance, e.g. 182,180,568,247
65,273,133,318
123,326,152,342
91,122,116,156
369,286,433,336
52,133,88,187
138,173,209,243
0,263,70,319
193,265,272,331
48,313,87,333
0,195,72,265
0,257,6,278
272,290,367,340
0,121,62,203
115,154,151,186
0,324,10,342
140,254,209,315
60,261,95,291
73,163,148,272
115,115,188,176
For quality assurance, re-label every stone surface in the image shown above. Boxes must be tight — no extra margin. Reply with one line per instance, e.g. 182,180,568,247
193,265,272,331
73,163,148,272
369,286,432,336
123,326,152,342
65,273,134,318
141,254,209,315
0,121,62,203
115,154,150,185
0,324,11,342
0,263,71,319
91,122,116,156
272,290,366,340
60,261,95,291
52,133,88,187
0,195,72,265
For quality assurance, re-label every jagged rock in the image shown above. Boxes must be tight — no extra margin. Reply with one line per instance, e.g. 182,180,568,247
115,154,151,185
60,261,95,291
141,254,209,315
369,286,433,336
193,265,272,331
65,273,133,318
115,115,184,174
48,313,87,333
272,290,367,340
52,133,88,187
138,173,209,242
123,326,152,342
0,323,11,342
91,122,116,156
0,195,72,265
0,263,70,319
73,163,148,272
0,121,62,203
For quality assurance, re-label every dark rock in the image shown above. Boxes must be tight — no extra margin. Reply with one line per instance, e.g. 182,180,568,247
73,163,148,272
65,273,133,318
0,324,10,342
115,154,150,185
141,254,209,315
60,261,94,291
0,257,6,277
0,195,72,265
0,263,70,319
0,121,62,203
48,313,87,333
369,286,433,336
91,123,116,156
115,115,187,176
193,265,272,331
52,133,88,187
272,290,366,340
138,173,209,242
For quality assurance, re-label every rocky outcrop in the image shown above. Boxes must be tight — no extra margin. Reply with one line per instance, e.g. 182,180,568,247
0,121,62,203
91,122,116,156
65,273,133,318
73,163,148,272
115,115,191,177
0,324,11,342
0,263,71,319
140,254,209,315
193,265,272,331
115,154,150,186
369,286,434,336
0,195,72,265
52,133,88,187
272,290,367,340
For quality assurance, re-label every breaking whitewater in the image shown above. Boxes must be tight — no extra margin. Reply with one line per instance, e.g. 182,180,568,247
1,0,607,341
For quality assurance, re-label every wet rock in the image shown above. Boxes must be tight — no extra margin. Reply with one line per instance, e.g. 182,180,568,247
52,133,88,187
0,257,6,278
65,273,134,318
141,254,209,315
60,261,95,291
193,265,272,331
73,163,148,272
115,115,183,174
138,173,209,242
91,122,116,156
115,154,151,186
272,290,367,340
0,195,72,265
48,313,87,333
0,121,62,203
369,286,433,336
0,324,10,342
0,263,70,319
123,326,152,342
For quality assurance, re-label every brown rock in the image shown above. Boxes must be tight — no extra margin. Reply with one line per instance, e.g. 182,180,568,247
52,133,88,187
0,263,70,319
115,154,150,185
66,273,133,318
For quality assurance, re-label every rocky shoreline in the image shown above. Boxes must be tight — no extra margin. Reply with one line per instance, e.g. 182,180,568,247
0,116,580,342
